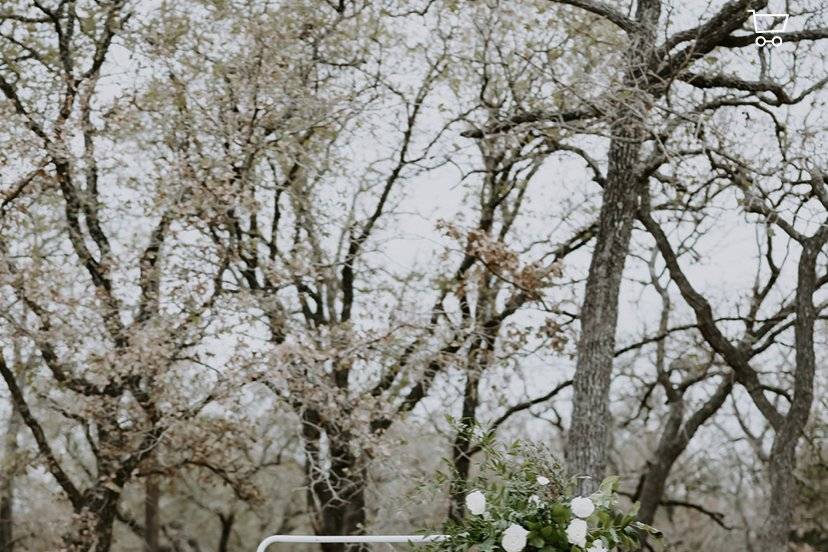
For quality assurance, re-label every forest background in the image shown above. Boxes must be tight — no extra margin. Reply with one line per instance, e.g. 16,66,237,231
0,0,826,551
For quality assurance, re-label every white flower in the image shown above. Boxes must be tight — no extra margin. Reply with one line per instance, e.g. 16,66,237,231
501,523,529,552
528,494,542,507
570,496,595,518
536,475,550,486
465,491,486,515
566,518,588,548
587,540,608,552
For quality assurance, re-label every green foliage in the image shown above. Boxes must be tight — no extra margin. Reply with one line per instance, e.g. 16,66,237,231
424,441,663,552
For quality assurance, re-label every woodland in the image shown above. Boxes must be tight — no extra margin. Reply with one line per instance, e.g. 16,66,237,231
0,0,826,551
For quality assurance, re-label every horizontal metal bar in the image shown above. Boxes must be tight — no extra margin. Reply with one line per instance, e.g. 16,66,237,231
257,535,446,552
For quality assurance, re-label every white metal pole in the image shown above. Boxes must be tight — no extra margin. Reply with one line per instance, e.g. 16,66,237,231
256,535,446,552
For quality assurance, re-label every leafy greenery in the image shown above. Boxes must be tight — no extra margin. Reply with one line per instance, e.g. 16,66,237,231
425,441,662,552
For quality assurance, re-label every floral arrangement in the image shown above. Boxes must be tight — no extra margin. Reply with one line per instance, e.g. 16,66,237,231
426,442,662,552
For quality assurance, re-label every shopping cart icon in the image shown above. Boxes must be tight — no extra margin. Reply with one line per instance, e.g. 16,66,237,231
748,10,789,47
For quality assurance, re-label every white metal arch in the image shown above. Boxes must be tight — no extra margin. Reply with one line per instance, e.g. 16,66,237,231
256,535,446,552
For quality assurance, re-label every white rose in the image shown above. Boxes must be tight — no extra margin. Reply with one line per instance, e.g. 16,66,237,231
566,518,588,548
501,523,529,552
570,496,595,518
587,540,608,552
528,494,542,507
536,475,550,486
465,491,486,515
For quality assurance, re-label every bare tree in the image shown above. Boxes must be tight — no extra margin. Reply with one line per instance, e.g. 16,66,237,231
639,168,828,549
463,0,828,492
0,2,227,549
1,1,826,551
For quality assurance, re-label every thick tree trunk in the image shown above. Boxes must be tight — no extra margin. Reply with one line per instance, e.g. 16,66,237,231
317,465,366,552
303,411,368,552
564,0,661,490
759,233,824,550
565,136,645,488
762,445,797,551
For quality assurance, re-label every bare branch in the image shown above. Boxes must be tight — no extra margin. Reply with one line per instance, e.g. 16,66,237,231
0,351,83,509
547,0,639,34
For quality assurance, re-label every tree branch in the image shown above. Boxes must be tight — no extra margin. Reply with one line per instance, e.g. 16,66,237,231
0,351,83,509
468,379,573,455
548,0,639,33
638,204,785,429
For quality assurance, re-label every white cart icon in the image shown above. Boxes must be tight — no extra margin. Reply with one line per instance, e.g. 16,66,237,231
748,10,789,47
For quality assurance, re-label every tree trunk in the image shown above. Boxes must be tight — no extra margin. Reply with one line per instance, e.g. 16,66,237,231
92,496,119,552
636,325,732,527
762,444,797,551
564,0,661,490
448,369,480,521
217,512,235,552
144,476,160,552
0,401,20,551
759,232,825,550
303,411,368,552
637,374,731,526
565,139,644,487
317,471,366,552
63,489,120,552
636,412,683,525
